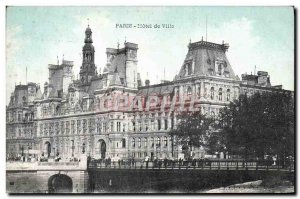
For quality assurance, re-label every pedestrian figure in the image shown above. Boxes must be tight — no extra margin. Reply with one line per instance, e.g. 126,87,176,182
179,158,183,166
145,155,149,169
164,157,168,168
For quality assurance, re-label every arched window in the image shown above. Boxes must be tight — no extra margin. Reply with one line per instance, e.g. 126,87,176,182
218,88,223,101
226,89,231,101
210,87,214,100
122,138,126,148
132,138,135,148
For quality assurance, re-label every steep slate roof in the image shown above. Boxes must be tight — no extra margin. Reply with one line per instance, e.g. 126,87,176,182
109,72,123,86
34,87,43,100
138,83,175,96
176,40,237,80
108,50,126,80
88,77,103,94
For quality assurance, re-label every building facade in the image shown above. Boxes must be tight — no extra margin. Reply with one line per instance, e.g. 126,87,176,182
6,25,292,161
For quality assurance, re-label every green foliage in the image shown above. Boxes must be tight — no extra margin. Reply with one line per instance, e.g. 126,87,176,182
170,111,214,156
218,91,294,159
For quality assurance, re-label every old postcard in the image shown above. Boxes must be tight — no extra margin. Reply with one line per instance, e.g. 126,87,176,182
6,6,295,194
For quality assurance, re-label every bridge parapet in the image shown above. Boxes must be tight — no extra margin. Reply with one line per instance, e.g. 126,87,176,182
7,158,87,171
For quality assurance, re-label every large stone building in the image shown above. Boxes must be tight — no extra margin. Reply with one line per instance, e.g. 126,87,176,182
6,25,291,161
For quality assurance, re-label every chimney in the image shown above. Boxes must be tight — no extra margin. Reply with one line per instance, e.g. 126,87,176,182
145,79,150,87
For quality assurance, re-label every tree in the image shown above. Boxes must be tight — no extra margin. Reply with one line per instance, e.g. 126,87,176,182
218,91,294,161
170,111,214,159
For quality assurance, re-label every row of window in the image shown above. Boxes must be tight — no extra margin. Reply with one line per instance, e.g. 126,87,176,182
179,85,234,102
131,136,170,148
39,117,175,136
6,112,34,123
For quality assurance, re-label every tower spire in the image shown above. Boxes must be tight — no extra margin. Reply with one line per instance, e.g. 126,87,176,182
80,24,96,83
87,18,89,27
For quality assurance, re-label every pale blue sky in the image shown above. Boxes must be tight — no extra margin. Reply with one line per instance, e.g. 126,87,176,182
6,6,294,102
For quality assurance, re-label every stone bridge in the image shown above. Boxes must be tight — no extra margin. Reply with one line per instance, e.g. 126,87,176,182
6,158,294,193
6,158,88,193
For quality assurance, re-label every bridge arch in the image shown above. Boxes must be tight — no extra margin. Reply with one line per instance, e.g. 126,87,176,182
48,174,73,193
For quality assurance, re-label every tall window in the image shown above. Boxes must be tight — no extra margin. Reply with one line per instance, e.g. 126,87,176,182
218,63,222,75
138,138,141,148
66,121,70,134
144,137,147,147
218,88,223,101
83,119,87,134
122,123,126,132
157,137,161,147
132,121,136,131
97,123,101,133
157,119,161,130
226,89,231,101
187,63,192,75
122,138,126,148
139,121,142,131
164,119,168,130
110,122,114,132
164,136,168,147
71,120,75,134
103,122,107,132
151,121,155,131
187,86,192,99
151,137,154,148
210,87,214,100
204,87,207,98
132,138,135,148
117,122,121,132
